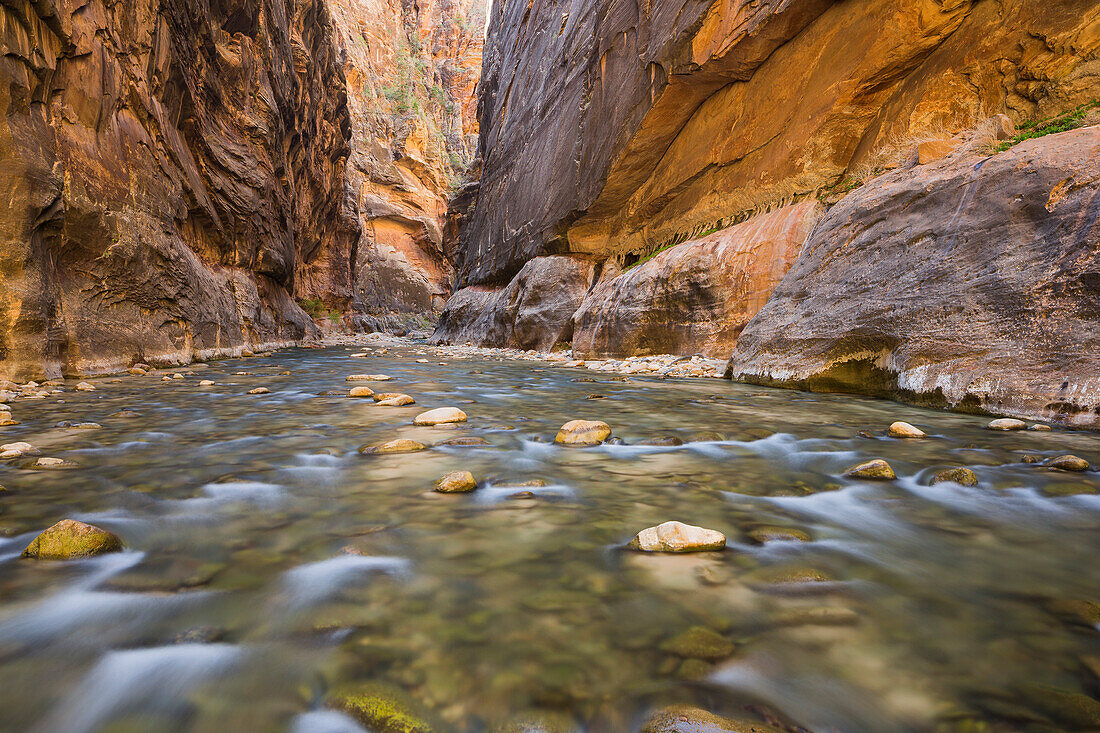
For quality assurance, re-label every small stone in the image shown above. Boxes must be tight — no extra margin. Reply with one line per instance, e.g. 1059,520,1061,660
435,470,478,493
129,367,147,375
347,374,392,381
248,387,270,395
0,415,17,426
439,437,490,446
75,382,96,392
640,705,782,733
413,407,467,426
22,519,122,559
198,380,215,386
1048,455,1090,472
987,418,1027,431
628,521,726,553
747,526,812,544
639,436,684,447
844,459,896,480
931,467,979,486
359,439,427,455
887,421,926,438
1029,424,1052,431
28,457,79,470
378,394,416,407
554,419,611,445
659,626,735,660
171,373,184,380
348,386,376,398
416,359,429,363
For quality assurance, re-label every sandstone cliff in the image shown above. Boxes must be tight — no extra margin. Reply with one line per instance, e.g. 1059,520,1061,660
327,0,484,327
0,0,359,380
455,0,1098,286
728,126,1100,428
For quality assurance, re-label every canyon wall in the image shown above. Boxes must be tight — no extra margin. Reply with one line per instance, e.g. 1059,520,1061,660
439,0,1100,425
0,0,484,379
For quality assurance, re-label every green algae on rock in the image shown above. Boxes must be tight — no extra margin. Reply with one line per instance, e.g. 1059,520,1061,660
22,519,123,559
746,526,812,544
435,470,478,493
931,468,979,487
1048,455,1091,472
327,682,434,733
659,626,736,660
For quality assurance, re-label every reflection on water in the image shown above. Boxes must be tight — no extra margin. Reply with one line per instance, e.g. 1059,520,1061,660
0,342,1097,732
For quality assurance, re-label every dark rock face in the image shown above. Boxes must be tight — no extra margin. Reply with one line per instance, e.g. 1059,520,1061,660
0,0,359,379
572,202,820,359
455,0,1099,288
431,256,596,350
728,127,1100,429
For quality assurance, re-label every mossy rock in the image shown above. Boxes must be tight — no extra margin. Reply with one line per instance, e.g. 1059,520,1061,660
843,459,896,480
22,519,123,559
659,626,735,660
1041,482,1098,497
931,467,979,487
746,526,811,544
327,682,434,733
640,705,783,733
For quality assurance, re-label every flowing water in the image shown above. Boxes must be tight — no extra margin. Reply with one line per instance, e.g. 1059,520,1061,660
0,341,1098,733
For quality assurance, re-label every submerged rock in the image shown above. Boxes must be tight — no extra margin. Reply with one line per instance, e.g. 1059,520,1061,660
628,521,726,553
27,457,79,470
22,519,123,559
887,421,926,438
435,470,478,493
553,420,611,445
1048,455,1091,472
747,526,811,544
844,459,896,480
439,437,491,447
659,626,735,660
640,705,782,733
930,467,979,487
327,682,433,733
987,418,1027,431
348,386,376,398
414,407,467,426
639,436,684,447
359,440,428,455
494,711,579,733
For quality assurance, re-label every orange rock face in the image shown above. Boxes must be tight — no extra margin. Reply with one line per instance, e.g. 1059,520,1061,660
327,0,486,325
572,201,821,359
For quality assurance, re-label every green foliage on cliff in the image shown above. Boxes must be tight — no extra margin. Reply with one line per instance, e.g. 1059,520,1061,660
997,100,1098,152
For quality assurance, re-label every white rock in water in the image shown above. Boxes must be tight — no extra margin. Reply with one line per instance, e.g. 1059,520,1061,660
199,380,216,386
1,442,38,458
987,418,1027,431
413,407,467,425
887,421,926,438
628,521,726,553
75,382,96,392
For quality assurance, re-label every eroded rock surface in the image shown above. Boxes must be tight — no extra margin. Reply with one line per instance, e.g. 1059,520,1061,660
572,202,820,358
728,128,1100,429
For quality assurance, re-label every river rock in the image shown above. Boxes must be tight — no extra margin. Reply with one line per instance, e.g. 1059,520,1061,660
372,392,404,402
0,442,39,458
248,387,270,395
1030,424,1053,431
22,519,123,559
844,459,896,480
930,467,979,486
0,414,17,426
1048,455,1090,472
628,521,726,553
75,382,96,392
348,386,376,398
327,682,433,733
199,380,216,386
747,526,811,544
553,420,611,445
413,407,467,426
347,374,392,381
435,470,478,493
379,394,416,406
887,421,926,438
988,418,1027,431
640,705,782,733
659,626,735,660
28,457,79,470
360,440,428,455
439,437,490,446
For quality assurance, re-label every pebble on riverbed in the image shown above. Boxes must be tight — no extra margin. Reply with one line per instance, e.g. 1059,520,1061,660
887,421,926,438
930,467,979,486
435,470,478,493
844,459,897,480
347,386,375,398
659,626,736,660
413,407,467,425
22,519,122,559
553,419,611,445
359,439,427,455
628,521,726,553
